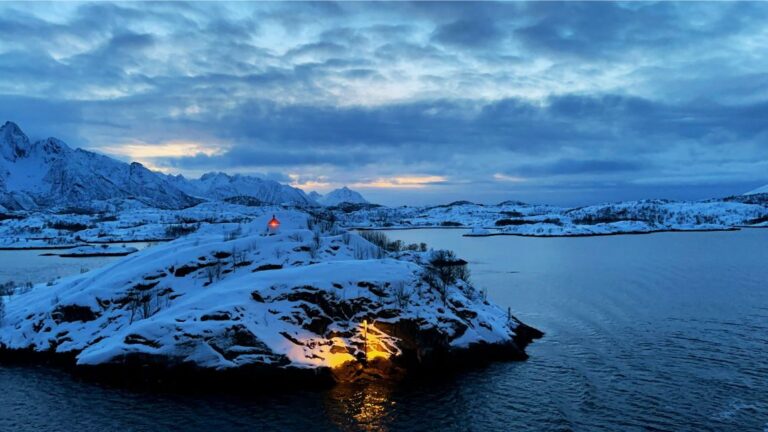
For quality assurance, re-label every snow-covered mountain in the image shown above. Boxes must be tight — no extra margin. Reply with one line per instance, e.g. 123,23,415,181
745,184,768,195
314,186,369,206
167,172,315,207
0,122,199,211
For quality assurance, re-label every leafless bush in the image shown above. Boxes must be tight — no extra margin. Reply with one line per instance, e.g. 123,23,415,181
127,287,169,324
17,282,33,295
392,281,411,309
309,231,321,259
341,232,352,245
307,211,337,233
231,247,248,270
205,261,224,284
420,249,472,303
225,224,243,241
359,230,389,250
351,242,386,260
421,269,446,302
429,250,471,286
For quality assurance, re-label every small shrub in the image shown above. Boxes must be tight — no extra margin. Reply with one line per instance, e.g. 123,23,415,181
165,223,199,238
501,210,524,218
0,281,15,298
47,221,89,232
495,218,563,227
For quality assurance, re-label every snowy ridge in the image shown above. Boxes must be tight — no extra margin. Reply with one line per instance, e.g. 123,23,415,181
0,211,533,381
314,186,369,206
745,184,768,195
168,172,314,207
0,122,199,211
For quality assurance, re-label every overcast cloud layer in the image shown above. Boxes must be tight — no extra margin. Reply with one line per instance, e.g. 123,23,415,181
1,1,766,205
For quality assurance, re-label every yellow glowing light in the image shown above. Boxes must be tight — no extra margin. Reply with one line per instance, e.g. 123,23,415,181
361,320,391,361
101,141,224,159
493,173,527,183
352,175,446,189
288,174,331,189
325,337,357,368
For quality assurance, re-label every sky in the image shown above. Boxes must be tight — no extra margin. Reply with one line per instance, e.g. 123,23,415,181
0,1,766,206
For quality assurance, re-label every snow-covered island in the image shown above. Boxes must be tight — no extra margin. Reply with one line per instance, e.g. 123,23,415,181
54,244,139,258
335,196,768,237
0,211,542,386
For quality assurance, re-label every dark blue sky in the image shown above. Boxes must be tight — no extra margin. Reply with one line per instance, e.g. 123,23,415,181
1,1,766,206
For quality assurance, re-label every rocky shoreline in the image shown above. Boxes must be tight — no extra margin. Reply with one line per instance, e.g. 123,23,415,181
0,321,543,390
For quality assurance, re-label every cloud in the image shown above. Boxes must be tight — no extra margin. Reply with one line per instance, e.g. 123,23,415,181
432,19,503,48
0,2,767,205
513,158,648,177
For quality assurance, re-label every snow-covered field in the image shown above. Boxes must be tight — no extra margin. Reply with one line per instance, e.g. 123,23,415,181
0,201,264,248
0,210,537,383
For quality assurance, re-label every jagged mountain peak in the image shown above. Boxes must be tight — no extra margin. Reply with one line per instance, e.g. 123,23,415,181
2,121,23,133
1,120,32,161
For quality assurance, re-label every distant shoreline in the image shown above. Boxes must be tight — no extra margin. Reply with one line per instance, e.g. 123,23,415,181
350,225,752,238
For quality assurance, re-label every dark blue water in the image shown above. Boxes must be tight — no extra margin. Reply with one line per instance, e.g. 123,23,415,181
2,229,767,431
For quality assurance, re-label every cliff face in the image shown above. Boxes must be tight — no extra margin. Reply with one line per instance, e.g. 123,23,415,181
0,211,539,385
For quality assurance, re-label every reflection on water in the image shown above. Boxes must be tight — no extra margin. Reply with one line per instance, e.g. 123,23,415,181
326,384,395,432
2,229,768,430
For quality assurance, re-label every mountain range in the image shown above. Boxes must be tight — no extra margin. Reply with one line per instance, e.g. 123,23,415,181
0,122,199,211
166,172,315,207
0,121,370,211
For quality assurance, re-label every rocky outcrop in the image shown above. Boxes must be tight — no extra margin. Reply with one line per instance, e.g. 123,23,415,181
0,211,540,388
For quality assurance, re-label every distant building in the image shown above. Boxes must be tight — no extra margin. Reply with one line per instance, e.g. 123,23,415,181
267,214,280,234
